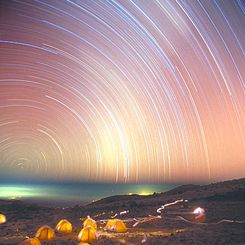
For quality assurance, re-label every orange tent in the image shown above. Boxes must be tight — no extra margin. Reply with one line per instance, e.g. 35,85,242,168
78,226,97,243
193,207,206,223
105,219,127,233
35,225,55,240
195,214,206,223
77,243,90,245
55,219,72,234
0,214,6,224
18,237,41,245
83,216,97,229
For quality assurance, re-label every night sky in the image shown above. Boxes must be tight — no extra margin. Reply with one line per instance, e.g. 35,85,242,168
0,0,244,183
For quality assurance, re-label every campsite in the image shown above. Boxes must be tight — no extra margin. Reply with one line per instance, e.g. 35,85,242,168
0,178,244,244
1,0,244,244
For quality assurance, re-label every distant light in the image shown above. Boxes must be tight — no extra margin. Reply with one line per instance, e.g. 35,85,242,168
128,191,153,196
139,191,152,196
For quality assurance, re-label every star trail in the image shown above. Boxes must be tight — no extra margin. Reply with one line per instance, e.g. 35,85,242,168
0,0,244,183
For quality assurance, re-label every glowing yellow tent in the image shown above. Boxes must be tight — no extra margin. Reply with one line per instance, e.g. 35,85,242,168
77,243,90,245
83,216,97,229
105,219,127,233
35,225,55,240
18,237,41,245
0,214,6,224
55,219,72,234
78,226,97,243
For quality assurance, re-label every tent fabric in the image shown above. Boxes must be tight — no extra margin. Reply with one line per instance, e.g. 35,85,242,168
83,217,97,229
18,238,41,245
0,214,6,224
35,225,55,240
105,219,127,233
55,219,73,234
78,226,97,243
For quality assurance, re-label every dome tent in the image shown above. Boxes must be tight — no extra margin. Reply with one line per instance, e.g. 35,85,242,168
105,219,127,233
35,225,55,240
78,225,97,243
0,214,6,224
83,216,97,229
193,207,206,223
55,219,73,234
18,237,41,245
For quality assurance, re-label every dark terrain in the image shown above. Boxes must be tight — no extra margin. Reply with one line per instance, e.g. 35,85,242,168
0,178,245,244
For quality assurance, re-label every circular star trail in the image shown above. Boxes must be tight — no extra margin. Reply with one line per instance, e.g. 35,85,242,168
0,0,244,183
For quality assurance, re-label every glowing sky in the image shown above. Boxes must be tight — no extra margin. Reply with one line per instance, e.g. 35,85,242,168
0,0,244,183
0,183,174,203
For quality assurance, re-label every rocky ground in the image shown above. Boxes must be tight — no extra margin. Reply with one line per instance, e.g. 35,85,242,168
0,178,244,244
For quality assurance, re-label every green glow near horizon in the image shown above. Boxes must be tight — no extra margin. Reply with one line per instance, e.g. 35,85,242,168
0,183,174,202
0,186,44,199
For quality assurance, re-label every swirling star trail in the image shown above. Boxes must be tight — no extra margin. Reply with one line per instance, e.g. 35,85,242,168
0,0,244,183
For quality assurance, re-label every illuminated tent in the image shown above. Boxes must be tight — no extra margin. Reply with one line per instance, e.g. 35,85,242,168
193,207,206,223
105,219,127,233
18,238,41,245
35,225,55,240
77,243,90,245
83,216,97,229
0,214,6,224
78,226,97,243
55,219,72,234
